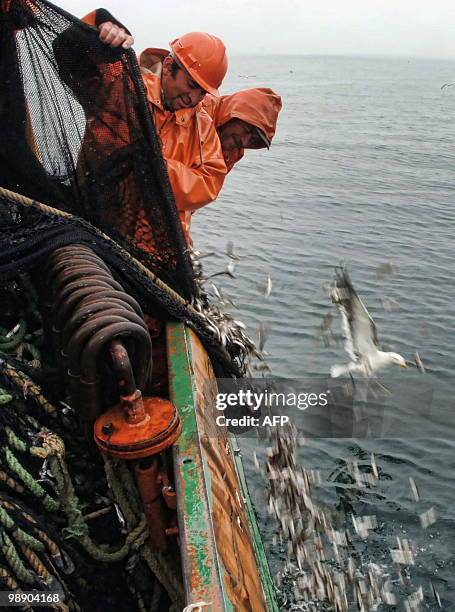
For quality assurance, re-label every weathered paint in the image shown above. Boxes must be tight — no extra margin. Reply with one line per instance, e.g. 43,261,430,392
232,445,279,610
189,331,273,611
167,322,225,608
168,322,279,611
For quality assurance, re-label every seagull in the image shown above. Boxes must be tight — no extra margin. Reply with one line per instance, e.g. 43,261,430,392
329,268,407,378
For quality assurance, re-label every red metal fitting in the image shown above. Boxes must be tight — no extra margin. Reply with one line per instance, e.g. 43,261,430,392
93,395,181,459
135,459,169,551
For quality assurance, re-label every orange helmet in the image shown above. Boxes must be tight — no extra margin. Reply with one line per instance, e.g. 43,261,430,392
169,32,228,96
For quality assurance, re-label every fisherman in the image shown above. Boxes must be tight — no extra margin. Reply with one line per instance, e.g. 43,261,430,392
84,12,228,241
174,87,282,235
203,87,282,171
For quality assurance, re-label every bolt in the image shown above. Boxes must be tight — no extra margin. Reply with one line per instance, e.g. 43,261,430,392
102,422,114,436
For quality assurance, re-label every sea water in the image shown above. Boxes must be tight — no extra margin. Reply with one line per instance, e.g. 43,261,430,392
192,55,455,608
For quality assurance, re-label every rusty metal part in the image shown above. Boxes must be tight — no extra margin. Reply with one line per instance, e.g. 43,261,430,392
109,340,137,395
46,244,182,560
45,244,152,421
134,459,169,551
165,526,179,536
93,394,181,459
61,303,140,348
162,486,177,510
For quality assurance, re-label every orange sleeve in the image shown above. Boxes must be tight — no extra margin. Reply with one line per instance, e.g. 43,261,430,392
81,11,97,26
81,9,131,32
166,115,227,212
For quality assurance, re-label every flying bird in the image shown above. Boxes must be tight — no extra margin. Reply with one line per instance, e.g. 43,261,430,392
329,268,407,378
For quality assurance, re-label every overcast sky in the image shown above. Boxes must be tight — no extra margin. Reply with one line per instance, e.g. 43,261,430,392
57,1,455,60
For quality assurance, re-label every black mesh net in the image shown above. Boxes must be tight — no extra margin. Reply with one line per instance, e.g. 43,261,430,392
0,0,194,298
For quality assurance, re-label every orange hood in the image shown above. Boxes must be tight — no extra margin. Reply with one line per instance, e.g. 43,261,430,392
210,87,282,144
139,47,170,71
203,87,282,171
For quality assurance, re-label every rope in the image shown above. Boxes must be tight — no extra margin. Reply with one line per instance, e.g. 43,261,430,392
0,505,45,552
103,458,184,603
6,428,27,453
103,457,138,526
0,389,13,405
2,366,56,416
81,516,148,563
0,470,24,494
0,530,35,584
48,453,149,563
0,566,34,611
4,448,59,512
19,544,52,583
0,564,20,590
16,341,41,363
116,461,142,517
30,431,65,459
140,548,184,608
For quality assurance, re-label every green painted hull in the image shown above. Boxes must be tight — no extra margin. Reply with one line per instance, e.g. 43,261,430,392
167,322,278,611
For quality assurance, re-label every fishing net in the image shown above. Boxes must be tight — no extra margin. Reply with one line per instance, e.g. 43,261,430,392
0,0,250,377
0,0,194,298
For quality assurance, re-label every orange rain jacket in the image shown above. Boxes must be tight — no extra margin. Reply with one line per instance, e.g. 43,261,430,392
203,87,282,172
82,12,227,240
139,48,227,238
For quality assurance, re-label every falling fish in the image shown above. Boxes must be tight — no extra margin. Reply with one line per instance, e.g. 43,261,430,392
352,514,378,539
253,451,260,472
210,282,221,300
430,581,442,608
256,274,273,297
226,258,237,277
405,585,424,611
381,297,401,312
381,581,397,605
5,322,21,339
390,538,415,565
257,323,271,353
419,507,437,528
409,477,420,501
226,240,240,261
371,453,379,479
207,260,236,279
375,261,398,279
114,503,127,534
390,548,415,565
414,351,425,373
